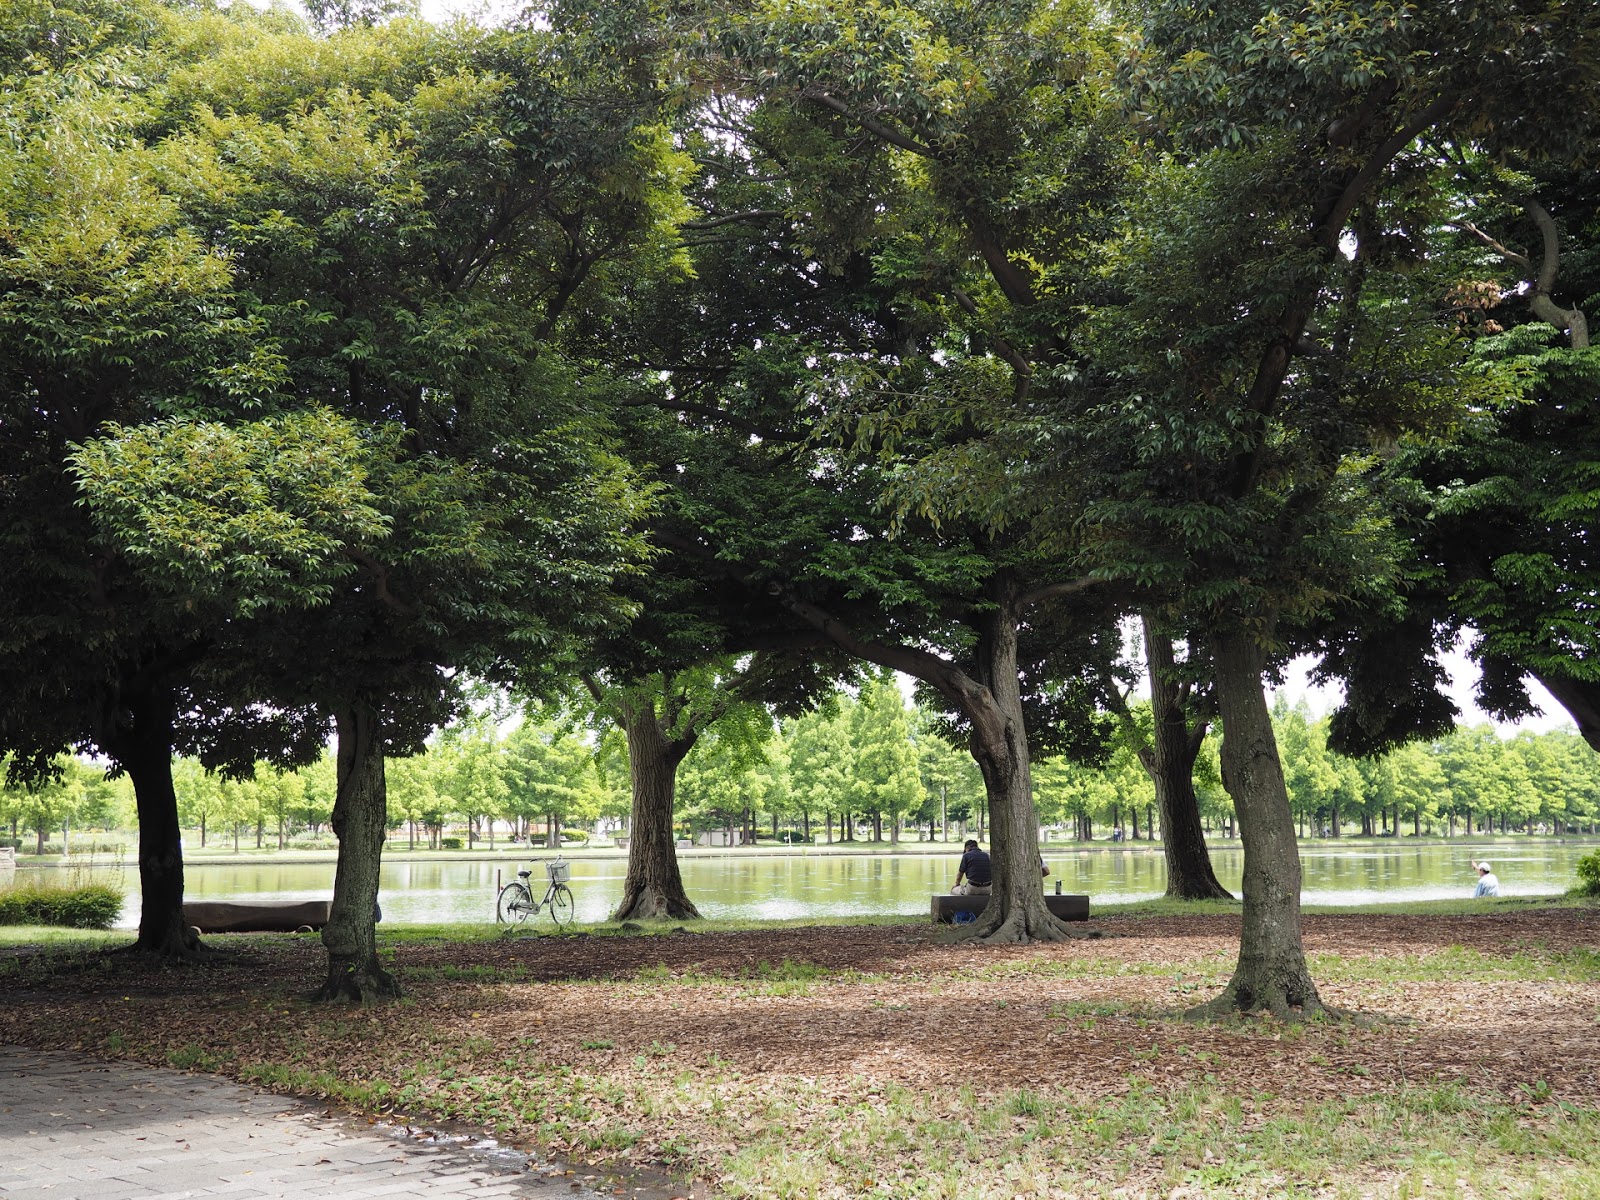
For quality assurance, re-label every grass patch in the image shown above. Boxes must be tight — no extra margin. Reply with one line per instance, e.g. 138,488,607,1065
1311,943,1600,984
1091,894,1600,919
1090,896,1243,918
0,925,125,948
711,1076,1600,1199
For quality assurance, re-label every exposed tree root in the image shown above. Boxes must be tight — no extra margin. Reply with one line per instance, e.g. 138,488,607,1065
313,955,402,1004
611,885,702,923
1167,879,1235,902
1182,977,1351,1024
112,926,220,965
960,905,1101,945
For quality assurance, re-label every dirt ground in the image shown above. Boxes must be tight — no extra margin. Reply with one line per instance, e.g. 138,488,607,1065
5,910,1598,1100
3,909,1598,1197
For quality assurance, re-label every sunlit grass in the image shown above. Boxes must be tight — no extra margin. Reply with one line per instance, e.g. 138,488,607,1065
0,925,126,948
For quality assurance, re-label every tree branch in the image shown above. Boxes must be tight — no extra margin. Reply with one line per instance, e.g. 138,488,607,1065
808,92,936,158
1230,94,1459,499
1318,94,1459,252
1453,201,1589,349
768,584,980,710
1453,220,1533,273
806,95,1038,312
1523,198,1590,349
346,548,417,616
682,210,785,230
1017,575,1101,609
951,286,1033,400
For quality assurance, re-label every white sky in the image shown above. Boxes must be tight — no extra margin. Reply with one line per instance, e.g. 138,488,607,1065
1272,640,1570,736
418,0,521,23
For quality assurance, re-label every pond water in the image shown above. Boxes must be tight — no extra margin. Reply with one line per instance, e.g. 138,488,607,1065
15,839,1592,929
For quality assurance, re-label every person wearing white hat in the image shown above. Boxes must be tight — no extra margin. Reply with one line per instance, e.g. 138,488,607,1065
1472,861,1501,897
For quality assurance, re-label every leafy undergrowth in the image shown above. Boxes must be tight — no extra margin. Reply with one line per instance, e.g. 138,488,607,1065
2,909,1598,1199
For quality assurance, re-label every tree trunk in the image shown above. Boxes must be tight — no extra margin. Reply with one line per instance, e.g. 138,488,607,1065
1188,629,1331,1021
1137,620,1232,900
1532,670,1600,753
199,812,206,848
612,702,701,921
961,580,1076,944
114,683,205,961
315,702,399,1003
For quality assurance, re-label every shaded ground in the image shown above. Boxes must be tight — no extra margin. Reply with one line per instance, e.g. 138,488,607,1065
3,909,1598,1198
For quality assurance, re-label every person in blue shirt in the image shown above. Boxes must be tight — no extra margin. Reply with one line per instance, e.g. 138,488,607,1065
953,839,992,895
1473,861,1501,897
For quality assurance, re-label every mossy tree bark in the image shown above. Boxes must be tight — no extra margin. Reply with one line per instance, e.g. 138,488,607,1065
315,701,400,1003
961,580,1076,944
1136,617,1232,901
111,682,206,961
611,697,701,921
1188,629,1331,1021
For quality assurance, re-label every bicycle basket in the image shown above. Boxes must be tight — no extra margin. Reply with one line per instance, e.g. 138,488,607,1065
545,858,571,883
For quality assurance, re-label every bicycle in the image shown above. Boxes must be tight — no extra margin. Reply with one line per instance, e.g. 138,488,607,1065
496,856,574,927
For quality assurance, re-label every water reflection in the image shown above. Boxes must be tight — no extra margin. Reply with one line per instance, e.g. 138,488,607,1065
19,839,1590,929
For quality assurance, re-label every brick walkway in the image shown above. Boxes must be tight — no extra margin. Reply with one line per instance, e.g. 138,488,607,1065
0,1046,668,1200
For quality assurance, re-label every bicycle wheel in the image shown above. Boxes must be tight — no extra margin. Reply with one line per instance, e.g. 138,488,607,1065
497,882,534,924
546,883,574,927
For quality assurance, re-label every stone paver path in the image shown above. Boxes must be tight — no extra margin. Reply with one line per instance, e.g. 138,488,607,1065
0,1046,653,1200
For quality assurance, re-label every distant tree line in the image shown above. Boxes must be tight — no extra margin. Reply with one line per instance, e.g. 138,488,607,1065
24,689,1583,858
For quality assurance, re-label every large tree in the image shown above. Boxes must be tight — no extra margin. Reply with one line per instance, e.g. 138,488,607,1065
1060,0,1600,1018
588,0,1134,942
0,0,372,958
176,11,674,1000
51,7,676,992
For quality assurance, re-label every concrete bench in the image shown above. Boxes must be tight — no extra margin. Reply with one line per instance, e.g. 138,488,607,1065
183,900,333,933
930,893,1089,924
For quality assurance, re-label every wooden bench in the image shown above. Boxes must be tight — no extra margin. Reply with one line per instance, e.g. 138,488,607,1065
930,893,1089,924
183,900,333,933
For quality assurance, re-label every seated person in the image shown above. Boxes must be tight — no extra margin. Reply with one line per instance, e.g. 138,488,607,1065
953,839,993,895
1472,861,1501,897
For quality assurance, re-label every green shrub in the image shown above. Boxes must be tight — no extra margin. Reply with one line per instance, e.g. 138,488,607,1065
562,829,589,844
18,841,125,856
1576,851,1600,897
440,836,465,850
0,882,123,928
